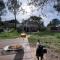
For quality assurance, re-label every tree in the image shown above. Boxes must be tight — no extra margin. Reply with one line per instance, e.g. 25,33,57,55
54,0,60,12
0,0,5,18
47,21,52,27
29,16,44,31
7,0,22,29
0,0,5,11
28,0,48,7
47,19,60,27
6,0,57,30
0,0,5,26
30,16,42,23
28,0,56,11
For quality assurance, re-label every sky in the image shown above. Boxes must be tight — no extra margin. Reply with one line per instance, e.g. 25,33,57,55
1,0,60,26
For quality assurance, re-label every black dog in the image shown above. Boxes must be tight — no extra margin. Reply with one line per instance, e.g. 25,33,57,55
36,45,47,60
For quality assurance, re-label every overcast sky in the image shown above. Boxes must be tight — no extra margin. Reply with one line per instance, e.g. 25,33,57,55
1,0,60,26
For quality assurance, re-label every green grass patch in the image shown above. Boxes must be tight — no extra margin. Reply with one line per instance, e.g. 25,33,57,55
0,30,20,39
28,31,60,51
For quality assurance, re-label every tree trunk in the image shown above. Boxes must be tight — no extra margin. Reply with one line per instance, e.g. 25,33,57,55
15,14,16,29
14,9,17,29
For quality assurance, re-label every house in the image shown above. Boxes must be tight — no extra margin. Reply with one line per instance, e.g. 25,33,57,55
0,19,19,32
48,24,60,32
23,20,39,32
17,19,39,32
3,19,19,28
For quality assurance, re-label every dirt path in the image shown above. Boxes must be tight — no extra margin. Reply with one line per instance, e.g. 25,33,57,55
0,37,33,60
30,46,60,60
0,36,60,60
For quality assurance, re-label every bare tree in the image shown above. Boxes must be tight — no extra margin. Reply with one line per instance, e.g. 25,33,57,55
7,0,22,29
27,0,56,17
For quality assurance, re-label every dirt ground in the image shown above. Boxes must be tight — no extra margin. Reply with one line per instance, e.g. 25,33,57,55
30,46,60,60
0,37,60,60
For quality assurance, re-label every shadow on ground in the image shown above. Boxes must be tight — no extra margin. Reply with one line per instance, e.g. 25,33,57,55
14,49,24,60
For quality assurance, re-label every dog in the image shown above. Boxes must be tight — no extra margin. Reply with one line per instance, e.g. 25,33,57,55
36,45,47,60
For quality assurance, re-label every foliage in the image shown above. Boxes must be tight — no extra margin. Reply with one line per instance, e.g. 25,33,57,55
47,19,60,27
29,16,44,31
0,0,5,12
30,16,42,25
0,0,5,27
7,0,21,14
54,0,60,12
28,0,48,7
0,0,5,19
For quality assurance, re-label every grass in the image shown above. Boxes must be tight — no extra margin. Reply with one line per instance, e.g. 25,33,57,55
0,30,60,52
0,30,20,39
28,31,60,52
